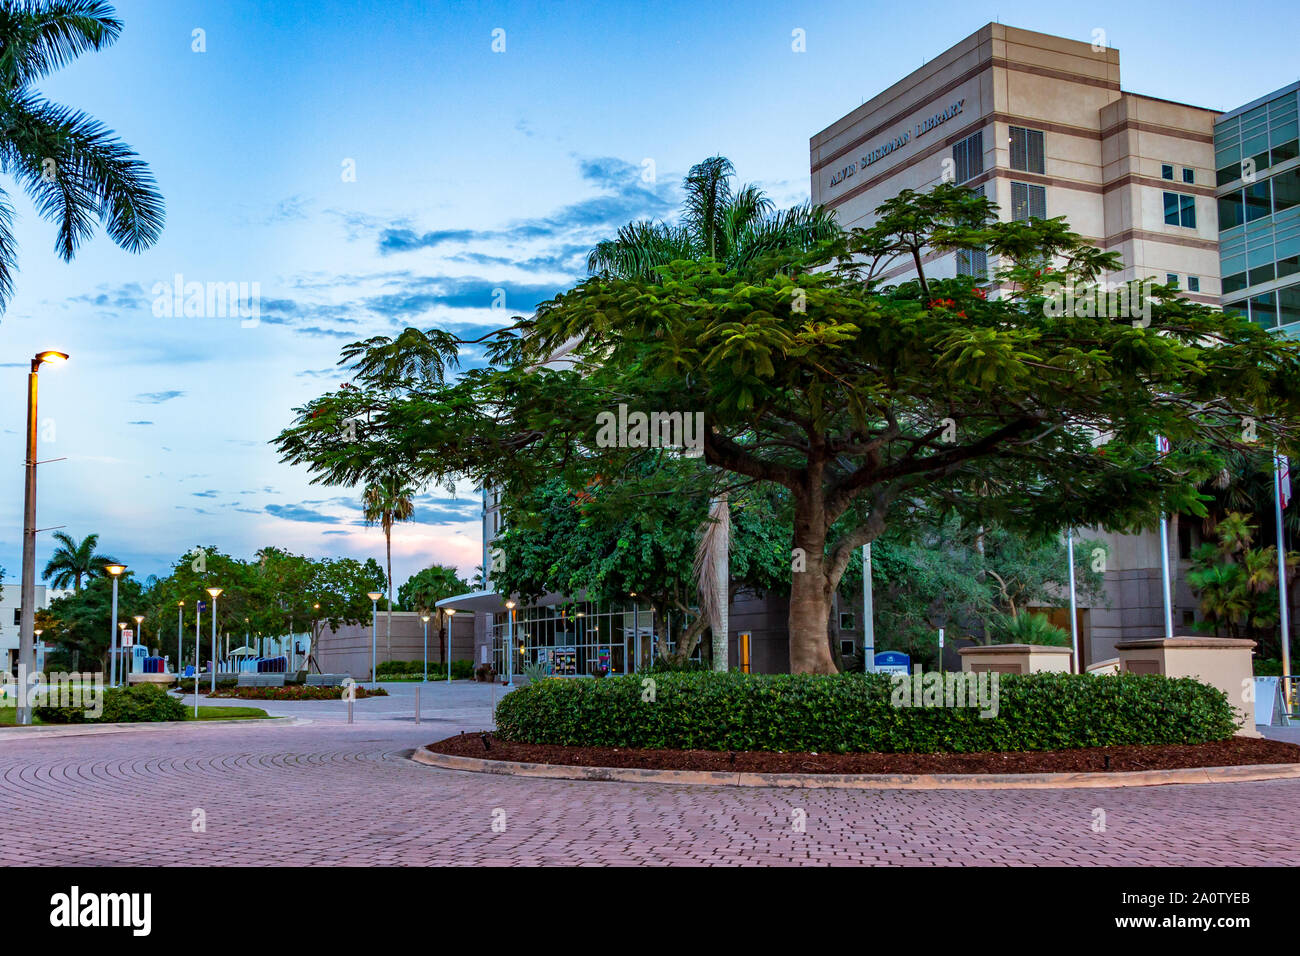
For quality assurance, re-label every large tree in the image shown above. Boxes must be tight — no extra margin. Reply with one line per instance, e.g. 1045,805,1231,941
275,183,1300,673
399,563,469,664
362,476,413,659
0,0,163,309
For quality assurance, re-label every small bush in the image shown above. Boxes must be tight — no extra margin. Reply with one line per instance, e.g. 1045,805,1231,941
988,612,1071,647
493,671,1238,753
36,683,186,724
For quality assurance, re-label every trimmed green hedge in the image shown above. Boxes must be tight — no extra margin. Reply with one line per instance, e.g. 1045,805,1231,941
493,672,1238,753
36,683,187,724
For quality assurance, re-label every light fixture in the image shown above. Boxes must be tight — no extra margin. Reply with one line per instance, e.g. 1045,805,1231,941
367,591,382,602
205,587,223,599
505,599,515,609
105,564,126,577
34,350,68,367
421,614,429,622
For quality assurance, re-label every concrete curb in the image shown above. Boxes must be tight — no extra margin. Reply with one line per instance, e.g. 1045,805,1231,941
409,746,1300,790
0,716,297,741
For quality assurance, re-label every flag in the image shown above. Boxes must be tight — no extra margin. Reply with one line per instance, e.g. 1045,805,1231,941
1278,452,1292,510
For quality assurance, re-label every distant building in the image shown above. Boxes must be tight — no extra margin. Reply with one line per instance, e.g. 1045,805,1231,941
0,581,73,674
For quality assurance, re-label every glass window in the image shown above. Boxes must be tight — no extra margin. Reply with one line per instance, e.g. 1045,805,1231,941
1223,299,1249,319
1248,263,1276,285
1273,168,1300,213
1182,167,1194,184
1188,276,1200,292
1165,192,1195,227
952,130,983,184
1251,292,1278,328
1010,127,1045,174
1273,138,1299,166
1164,191,1180,225
1278,255,1300,281
839,612,855,630
1011,181,1046,221
1162,163,1174,180
1167,273,1179,286
956,246,987,278
1245,180,1272,221
1219,190,1245,229
1280,285,1300,328
1223,272,1247,295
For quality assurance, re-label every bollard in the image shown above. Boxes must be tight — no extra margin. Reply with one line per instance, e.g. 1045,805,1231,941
347,697,353,724
415,685,421,725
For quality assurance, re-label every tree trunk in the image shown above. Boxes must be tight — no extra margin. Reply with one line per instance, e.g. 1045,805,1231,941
788,495,838,674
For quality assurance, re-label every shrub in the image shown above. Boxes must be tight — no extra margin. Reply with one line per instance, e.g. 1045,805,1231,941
988,612,1071,647
36,683,186,724
208,685,389,700
493,671,1238,753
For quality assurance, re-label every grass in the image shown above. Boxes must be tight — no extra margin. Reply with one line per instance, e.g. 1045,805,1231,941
0,709,42,725
188,706,269,720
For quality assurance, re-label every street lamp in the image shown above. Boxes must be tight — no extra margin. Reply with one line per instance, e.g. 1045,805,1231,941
105,564,126,688
132,614,145,676
421,614,430,683
117,621,126,683
444,608,456,683
367,591,382,687
205,587,223,694
16,350,67,724
176,601,184,676
504,599,516,688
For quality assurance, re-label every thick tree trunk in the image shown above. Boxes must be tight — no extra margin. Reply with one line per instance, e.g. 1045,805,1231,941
385,532,393,658
789,495,838,674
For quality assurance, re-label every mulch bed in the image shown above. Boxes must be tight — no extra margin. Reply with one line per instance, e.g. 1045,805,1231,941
426,732,1300,775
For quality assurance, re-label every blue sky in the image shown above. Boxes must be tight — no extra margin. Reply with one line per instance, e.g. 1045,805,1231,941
1,0,1297,592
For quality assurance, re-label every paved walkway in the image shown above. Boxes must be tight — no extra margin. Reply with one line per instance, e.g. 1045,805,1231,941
1,682,1297,866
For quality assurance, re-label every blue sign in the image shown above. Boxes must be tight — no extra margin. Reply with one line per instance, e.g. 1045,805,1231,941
197,601,208,613
874,651,911,675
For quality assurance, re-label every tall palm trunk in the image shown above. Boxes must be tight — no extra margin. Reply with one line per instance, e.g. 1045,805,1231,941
694,495,731,671
385,528,393,659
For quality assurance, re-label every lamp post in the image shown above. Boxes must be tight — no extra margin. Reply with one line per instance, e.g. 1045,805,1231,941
367,592,382,687
206,587,223,694
421,614,430,683
309,603,319,672
17,349,67,725
176,602,184,676
444,608,456,682
504,599,515,688
117,622,125,684
105,564,126,689
195,599,203,718
133,614,145,676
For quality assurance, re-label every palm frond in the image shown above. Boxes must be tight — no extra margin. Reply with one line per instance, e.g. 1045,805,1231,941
0,0,121,87
682,156,734,260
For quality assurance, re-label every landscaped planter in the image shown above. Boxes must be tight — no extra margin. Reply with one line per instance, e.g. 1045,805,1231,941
958,643,1073,675
1115,637,1258,737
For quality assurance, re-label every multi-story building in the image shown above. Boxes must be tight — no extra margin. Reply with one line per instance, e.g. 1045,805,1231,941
1215,82,1300,334
810,23,1230,667
1,582,72,674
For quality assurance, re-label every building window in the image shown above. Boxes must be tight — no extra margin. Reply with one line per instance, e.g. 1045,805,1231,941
12,608,20,626
1219,190,1245,229
956,247,988,278
839,612,855,631
1223,271,1248,295
1166,274,1178,286
1163,191,1196,228
1275,168,1300,213
1182,167,1194,184
1244,180,1271,221
1161,163,1174,180
1009,126,1045,174
951,130,983,184
1011,181,1046,221
839,639,857,658
1250,291,1278,329
1188,276,1200,292
1280,285,1300,328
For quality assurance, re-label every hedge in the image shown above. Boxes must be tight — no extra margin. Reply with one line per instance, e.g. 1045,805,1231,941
35,683,186,724
493,671,1238,753
208,685,388,700
377,659,474,679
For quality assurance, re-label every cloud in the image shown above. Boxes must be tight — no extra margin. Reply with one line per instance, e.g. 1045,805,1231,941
265,503,344,523
135,390,185,404
127,420,154,426
192,490,219,498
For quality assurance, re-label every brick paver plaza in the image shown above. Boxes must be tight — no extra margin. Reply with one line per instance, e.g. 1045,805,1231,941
2,682,1297,866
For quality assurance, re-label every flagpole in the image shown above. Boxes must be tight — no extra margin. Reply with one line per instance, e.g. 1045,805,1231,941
1067,529,1080,672
1275,450,1292,702
1156,436,1175,639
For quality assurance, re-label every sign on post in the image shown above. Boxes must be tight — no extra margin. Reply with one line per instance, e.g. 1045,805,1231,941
874,651,911,675
122,629,134,647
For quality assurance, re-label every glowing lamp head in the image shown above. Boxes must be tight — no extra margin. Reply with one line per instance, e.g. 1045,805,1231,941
134,615,144,624
34,350,68,367
205,587,223,599
421,614,429,622
105,564,126,577
445,608,456,618
505,599,515,610
367,591,382,602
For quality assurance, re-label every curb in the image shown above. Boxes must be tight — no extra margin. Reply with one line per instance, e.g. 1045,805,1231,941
0,716,297,740
409,746,1300,790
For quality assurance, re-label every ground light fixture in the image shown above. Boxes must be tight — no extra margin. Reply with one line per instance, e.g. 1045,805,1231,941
367,592,382,686
105,564,127,688
205,588,223,694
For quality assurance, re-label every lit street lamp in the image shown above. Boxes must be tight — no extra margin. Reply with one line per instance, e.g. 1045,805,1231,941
504,599,516,688
117,622,126,684
367,591,382,687
176,601,184,676
444,608,456,683
132,614,144,677
105,564,126,688
206,587,223,694
16,350,67,725
421,614,430,683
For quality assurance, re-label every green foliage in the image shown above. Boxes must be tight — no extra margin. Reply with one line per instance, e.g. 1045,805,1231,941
987,612,1071,646
398,565,469,612
41,531,119,591
494,671,1238,752
35,683,185,724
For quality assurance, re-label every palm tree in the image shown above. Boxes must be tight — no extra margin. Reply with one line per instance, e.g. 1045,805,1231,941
587,156,839,281
0,0,164,308
362,476,414,658
42,531,117,591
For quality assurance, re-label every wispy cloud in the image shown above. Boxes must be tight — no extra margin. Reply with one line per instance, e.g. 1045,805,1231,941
135,390,185,404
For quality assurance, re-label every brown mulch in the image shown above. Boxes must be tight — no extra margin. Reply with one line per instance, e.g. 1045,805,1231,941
426,732,1300,775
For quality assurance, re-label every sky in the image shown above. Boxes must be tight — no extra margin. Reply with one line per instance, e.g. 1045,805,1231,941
1,0,1298,594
